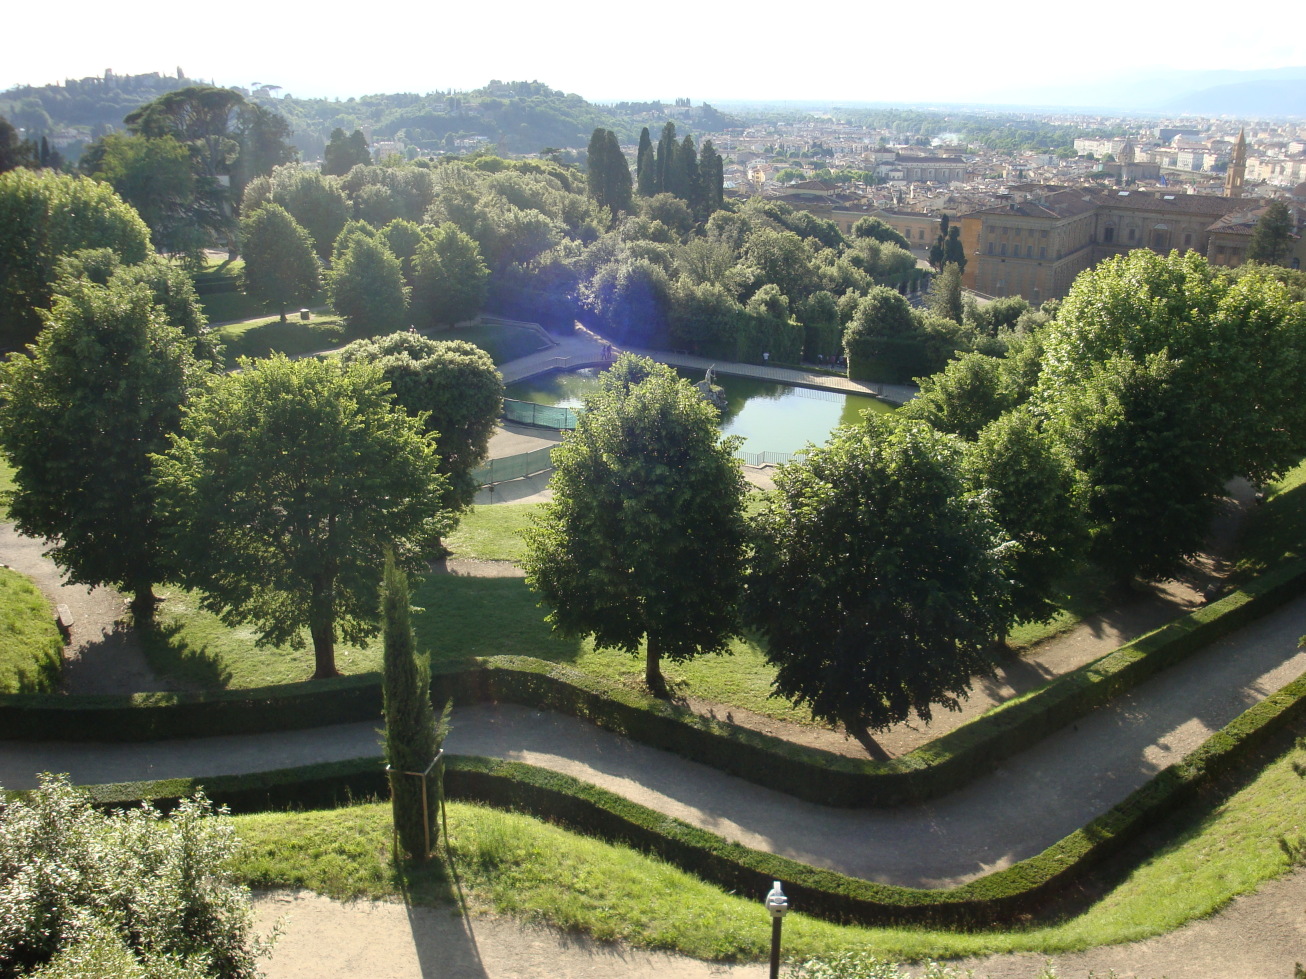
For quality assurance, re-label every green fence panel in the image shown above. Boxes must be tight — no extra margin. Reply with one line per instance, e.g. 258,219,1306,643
502,399,579,430
473,445,558,485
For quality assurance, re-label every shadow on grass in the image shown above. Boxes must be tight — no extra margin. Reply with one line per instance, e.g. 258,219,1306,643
1234,479,1306,582
412,576,584,668
221,320,347,364
139,618,233,691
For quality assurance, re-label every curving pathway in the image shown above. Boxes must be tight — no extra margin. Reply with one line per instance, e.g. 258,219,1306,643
3,593,1305,891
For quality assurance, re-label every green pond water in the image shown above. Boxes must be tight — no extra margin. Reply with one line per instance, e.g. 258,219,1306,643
505,367,893,459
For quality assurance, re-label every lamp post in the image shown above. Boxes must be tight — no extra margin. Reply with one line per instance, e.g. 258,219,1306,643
765,880,788,979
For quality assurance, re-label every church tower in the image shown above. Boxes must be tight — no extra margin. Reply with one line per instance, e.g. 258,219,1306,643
1225,129,1246,198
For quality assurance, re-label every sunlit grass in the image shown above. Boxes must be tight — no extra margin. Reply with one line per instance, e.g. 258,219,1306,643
229,734,1306,963
0,567,62,694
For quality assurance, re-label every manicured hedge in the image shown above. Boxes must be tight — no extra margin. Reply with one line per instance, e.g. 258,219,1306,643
3,556,1304,812
47,665,1306,928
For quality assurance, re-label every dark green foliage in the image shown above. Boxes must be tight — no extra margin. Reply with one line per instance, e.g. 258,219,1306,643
523,354,748,696
746,417,1011,739
698,139,724,214
1246,200,1295,267
966,295,1030,336
377,218,425,284
635,127,655,197
655,122,676,197
411,222,489,327
0,278,202,619
0,116,36,172
265,166,350,261
585,128,632,215
582,257,671,345
927,262,964,323
323,128,371,177
962,408,1087,627
1036,250,1306,581
852,215,911,251
842,286,918,380
326,233,409,334
899,351,1012,441
80,133,202,261
153,356,449,679
0,168,151,351
239,204,320,323
338,332,502,511
382,553,440,861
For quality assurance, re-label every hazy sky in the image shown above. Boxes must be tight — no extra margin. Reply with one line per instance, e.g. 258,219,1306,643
9,1,1305,106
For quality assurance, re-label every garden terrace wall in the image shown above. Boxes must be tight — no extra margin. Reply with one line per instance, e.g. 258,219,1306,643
52,669,1306,928
2,556,1304,806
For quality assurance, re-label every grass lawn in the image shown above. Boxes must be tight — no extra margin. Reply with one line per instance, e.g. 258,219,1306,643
446,322,553,365
229,731,1306,965
209,312,358,368
1233,459,1306,581
0,456,13,520
0,567,62,694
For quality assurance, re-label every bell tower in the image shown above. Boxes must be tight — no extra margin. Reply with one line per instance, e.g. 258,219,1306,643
1225,129,1246,198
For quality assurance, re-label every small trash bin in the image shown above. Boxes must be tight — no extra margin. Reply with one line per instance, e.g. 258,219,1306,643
299,309,311,321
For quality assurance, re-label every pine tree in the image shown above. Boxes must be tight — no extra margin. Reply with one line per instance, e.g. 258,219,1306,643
1247,201,1295,267
636,126,656,197
382,551,442,861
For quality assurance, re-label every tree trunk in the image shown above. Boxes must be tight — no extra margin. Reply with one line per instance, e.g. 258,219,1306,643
644,634,668,699
309,580,339,679
842,717,891,762
129,582,157,626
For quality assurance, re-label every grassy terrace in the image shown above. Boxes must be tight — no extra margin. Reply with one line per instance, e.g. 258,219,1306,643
231,731,1306,962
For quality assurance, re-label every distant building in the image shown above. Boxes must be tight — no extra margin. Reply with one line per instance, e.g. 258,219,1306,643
960,185,1258,301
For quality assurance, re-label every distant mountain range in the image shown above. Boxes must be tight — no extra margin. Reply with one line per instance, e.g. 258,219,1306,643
981,67,1306,117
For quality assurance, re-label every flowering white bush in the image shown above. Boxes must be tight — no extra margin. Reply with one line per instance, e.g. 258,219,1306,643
0,773,273,978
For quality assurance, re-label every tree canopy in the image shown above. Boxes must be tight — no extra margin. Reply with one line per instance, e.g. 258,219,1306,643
238,203,320,322
0,168,151,351
0,276,203,619
338,332,502,511
154,355,448,679
523,354,748,696
745,416,1011,747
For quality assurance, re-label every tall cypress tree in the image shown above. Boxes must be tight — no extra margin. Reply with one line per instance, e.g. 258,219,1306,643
586,127,610,208
382,551,440,861
636,127,655,197
604,129,633,213
699,139,724,214
679,135,700,212
655,122,677,198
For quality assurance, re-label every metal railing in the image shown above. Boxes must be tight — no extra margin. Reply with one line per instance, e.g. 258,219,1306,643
502,398,579,430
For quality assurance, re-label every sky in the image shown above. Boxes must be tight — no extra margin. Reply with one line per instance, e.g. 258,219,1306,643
8,1,1306,107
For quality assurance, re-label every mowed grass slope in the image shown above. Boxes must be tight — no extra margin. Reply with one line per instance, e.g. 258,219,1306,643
230,732,1306,963
0,568,62,694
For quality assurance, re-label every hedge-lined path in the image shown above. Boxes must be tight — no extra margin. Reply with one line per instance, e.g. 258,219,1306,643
4,591,1305,888
249,864,1306,979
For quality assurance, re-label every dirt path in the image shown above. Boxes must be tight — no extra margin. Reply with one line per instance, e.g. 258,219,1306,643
0,523,168,695
250,865,1306,979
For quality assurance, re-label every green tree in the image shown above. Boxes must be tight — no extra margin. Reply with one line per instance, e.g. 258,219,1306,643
0,168,151,350
926,262,964,324
381,552,446,862
0,116,37,172
0,774,269,979
523,354,748,697
655,122,677,199
962,408,1086,629
852,215,911,251
339,332,502,511
745,417,1011,751
635,126,655,197
698,138,725,214
0,277,202,621
586,127,632,215
899,350,1012,441
81,133,202,260
326,232,409,334
238,203,320,323
323,128,371,176
154,355,448,679
411,222,489,327
1246,201,1295,267
266,166,350,262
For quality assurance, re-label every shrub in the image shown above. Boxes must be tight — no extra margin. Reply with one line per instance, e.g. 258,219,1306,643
0,774,272,978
